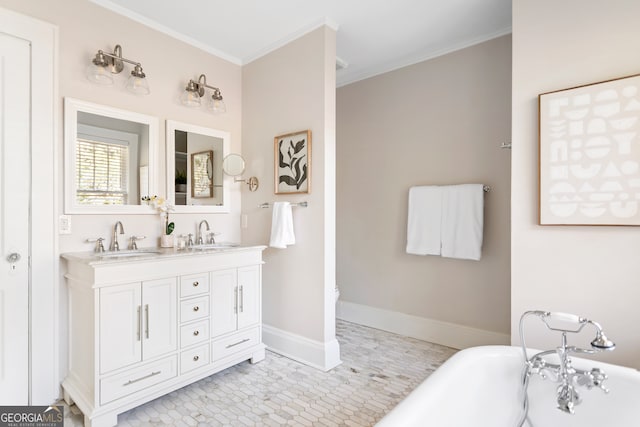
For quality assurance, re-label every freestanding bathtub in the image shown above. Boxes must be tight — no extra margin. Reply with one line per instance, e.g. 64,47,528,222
377,345,640,427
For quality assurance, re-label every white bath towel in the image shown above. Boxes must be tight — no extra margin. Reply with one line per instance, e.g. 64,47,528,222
269,202,296,248
441,184,484,261
406,186,443,255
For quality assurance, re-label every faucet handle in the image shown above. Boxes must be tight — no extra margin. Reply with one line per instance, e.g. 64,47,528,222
187,233,194,247
129,235,146,250
590,368,609,393
86,237,105,253
207,232,221,244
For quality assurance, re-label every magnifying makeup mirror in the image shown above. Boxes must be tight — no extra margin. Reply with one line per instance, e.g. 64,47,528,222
223,153,258,192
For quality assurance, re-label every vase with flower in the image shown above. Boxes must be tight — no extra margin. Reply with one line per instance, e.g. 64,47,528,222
151,196,175,247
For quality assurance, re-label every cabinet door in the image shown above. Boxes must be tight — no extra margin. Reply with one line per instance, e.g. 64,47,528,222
100,283,142,373
142,277,178,360
237,265,260,330
211,269,237,337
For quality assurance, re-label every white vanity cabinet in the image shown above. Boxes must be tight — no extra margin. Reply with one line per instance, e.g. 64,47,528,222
99,278,177,374
62,247,266,427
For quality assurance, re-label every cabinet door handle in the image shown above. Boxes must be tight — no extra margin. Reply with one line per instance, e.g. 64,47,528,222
240,285,244,313
234,286,238,314
193,330,199,336
226,338,250,349
136,306,141,341
193,281,199,287
193,306,200,312
145,304,150,339
193,355,200,362
123,370,161,386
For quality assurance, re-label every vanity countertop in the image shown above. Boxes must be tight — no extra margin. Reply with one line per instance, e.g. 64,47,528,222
61,245,267,266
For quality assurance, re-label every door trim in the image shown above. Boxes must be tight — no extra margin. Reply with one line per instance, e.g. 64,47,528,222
0,7,59,404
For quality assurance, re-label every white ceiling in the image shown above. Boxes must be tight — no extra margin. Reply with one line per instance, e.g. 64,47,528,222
90,0,512,87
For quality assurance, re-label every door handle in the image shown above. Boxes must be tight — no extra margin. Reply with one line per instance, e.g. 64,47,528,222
240,285,244,313
136,306,141,341
145,304,149,339
6,253,21,263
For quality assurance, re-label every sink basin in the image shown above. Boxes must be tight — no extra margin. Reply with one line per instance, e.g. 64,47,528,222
98,249,161,258
189,243,239,251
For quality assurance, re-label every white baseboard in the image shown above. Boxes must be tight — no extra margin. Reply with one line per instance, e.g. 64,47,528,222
262,324,342,371
337,300,509,350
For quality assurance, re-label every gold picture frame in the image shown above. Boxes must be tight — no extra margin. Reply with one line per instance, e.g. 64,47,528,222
274,130,311,194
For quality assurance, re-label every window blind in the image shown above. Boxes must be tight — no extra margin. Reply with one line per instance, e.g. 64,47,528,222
76,138,129,205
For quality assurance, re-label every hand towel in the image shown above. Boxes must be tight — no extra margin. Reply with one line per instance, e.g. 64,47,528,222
406,186,443,255
441,184,484,261
269,202,296,248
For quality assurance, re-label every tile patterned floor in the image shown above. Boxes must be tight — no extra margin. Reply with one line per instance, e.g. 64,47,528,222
63,320,456,426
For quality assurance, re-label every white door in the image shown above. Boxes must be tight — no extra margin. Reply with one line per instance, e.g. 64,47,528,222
237,266,260,330
0,33,31,405
142,278,177,359
100,283,143,373
211,269,238,337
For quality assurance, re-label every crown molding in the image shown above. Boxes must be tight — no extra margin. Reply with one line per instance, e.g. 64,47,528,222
89,0,243,65
337,26,512,88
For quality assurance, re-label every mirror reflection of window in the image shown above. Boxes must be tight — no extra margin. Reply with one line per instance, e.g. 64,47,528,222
76,137,129,205
75,112,149,206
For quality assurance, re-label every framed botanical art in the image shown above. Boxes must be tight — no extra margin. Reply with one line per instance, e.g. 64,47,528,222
539,73,640,225
274,130,311,194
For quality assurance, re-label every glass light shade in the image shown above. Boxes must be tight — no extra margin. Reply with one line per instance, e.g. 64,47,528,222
180,90,202,107
208,97,227,114
85,63,114,85
125,75,150,95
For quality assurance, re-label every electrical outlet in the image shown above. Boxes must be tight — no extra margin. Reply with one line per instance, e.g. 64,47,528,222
59,215,71,234
241,214,248,229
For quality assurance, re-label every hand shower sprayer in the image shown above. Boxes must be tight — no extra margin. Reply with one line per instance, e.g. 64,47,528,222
516,311,616,426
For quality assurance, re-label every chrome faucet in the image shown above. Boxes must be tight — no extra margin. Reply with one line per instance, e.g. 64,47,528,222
197,220,210,245
517,311,615,425
109,221,125,251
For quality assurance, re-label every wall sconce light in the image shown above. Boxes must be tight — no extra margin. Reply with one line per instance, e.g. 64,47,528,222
180,74,227,114
86,44,150,95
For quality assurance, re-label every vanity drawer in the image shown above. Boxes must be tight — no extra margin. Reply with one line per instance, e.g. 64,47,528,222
180,319,209,348
180,296,209,323
212,327,260,362
180,344,210,374
100,356,177,405
180,273,209,298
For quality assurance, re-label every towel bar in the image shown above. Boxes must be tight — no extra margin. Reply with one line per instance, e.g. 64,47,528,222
259,201,308,208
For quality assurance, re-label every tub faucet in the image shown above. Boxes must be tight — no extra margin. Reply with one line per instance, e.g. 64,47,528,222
110,221,125,251
197,220,210,245
517,311,615,424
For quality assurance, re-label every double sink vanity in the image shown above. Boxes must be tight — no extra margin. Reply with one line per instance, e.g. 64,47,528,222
62,245,266,427
61,98,264,426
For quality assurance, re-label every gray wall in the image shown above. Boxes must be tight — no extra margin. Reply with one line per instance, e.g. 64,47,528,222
336,35,512,342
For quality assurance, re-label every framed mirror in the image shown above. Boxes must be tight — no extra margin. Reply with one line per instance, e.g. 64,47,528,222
166,120,230,213
64,98,158,214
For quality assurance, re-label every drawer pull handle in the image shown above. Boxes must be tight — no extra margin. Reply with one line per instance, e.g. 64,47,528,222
193,306,199,312
193,330,200,336
193,355,200,362
193,281,199,287
123,370,161,386
226,338,250,349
